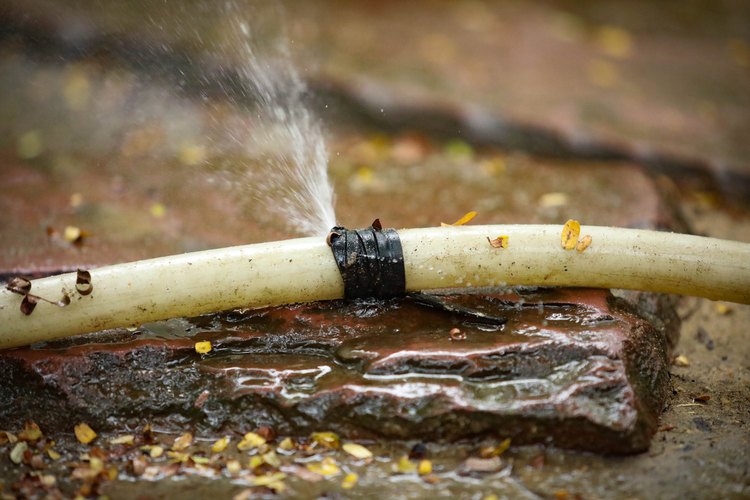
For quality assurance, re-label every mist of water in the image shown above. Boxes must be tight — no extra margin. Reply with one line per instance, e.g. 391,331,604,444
212,1,337,237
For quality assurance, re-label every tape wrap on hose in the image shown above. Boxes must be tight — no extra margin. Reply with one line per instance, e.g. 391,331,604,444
327,223,406,299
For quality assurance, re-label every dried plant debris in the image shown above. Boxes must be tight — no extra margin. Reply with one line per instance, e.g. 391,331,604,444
442,211,478,227
194,341,212,354
6,277,32,296
561,219,593,253
237,432,266,451
0,423,538,497
371,218,383,231
18,422,43,443
311,432,340,450
5,277,71,315
487,235,509,248
75,269,93,296
673,354,690,367
341,472,359,489
480,438,511,458
561,219,581,250
63,226,89,246
418,459,433,475
576,234,593,253
74,423,97,444
46,225,90,247
9,441,28,464
109,435,135,446
20,294,39,316
172,433,193,451
342,443,373,460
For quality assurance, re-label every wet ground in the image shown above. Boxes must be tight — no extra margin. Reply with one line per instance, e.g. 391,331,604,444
0,0,749,498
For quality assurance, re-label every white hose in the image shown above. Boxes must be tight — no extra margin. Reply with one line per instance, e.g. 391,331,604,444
1,224,748,349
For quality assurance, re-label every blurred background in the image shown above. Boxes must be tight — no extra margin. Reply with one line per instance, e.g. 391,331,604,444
1,0,748,275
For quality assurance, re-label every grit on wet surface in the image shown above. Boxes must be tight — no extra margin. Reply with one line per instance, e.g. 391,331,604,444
1,1,749,498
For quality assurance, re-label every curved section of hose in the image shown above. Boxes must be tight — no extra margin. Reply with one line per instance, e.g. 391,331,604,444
1,225,748,348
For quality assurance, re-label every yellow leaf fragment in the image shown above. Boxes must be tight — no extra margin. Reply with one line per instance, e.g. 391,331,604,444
342,442,373,460
480,157,506,176
481,438,511,458
594,25,633,59
715,303,732,315
278,437,294,451
108,465,119,481
487,235,509,249
251,472,287,486
89,457,104,473
18,421,43,442
18,130,44,159
178,144,207,166
149,203,167,219
396,455,417,473
195,341,212,354
441,211,478,227
109,435,135,446
74,423,97,444
267,481,286,493
248,455,264,469
576,235,592,253
10,442,27,464
0,431,18,445
539,192,569,208
306,457,341,477
69,192,84,208
63,226,82,243
495,437,512,456
262,451,281,468
211,437,229,453
47,448,61,460
444,139,473,160
191,455,210,465
141,445,164,458
311,431,340,449
226,459,242,475
418,459,433,475
341,472,359,489
674,355,690,367
561,219,581,250
167,451,190,462
172,432,193,451
237,432,266,451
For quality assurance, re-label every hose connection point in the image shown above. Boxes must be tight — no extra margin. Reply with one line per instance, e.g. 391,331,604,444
327,219,406,299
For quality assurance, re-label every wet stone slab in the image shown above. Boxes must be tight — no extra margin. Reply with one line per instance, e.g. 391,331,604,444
0,288,671,454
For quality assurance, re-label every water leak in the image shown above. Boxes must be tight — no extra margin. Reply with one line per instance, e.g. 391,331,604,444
208,0,336,236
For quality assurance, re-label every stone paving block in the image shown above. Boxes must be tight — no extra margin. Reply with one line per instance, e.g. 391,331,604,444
0,288,672,454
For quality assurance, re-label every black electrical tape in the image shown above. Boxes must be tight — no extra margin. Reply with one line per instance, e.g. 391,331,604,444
327,220,406,299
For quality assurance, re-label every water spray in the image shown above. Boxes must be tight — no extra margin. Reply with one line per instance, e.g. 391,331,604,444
1,221,748,349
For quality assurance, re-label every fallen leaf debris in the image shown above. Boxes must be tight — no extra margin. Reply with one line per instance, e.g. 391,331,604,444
487,235,509,249
561,219,593,253
0,422,519,497
441,210,478,227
